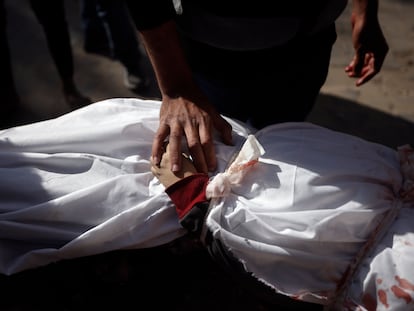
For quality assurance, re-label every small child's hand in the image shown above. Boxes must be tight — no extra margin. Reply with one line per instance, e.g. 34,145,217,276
151,143,198,188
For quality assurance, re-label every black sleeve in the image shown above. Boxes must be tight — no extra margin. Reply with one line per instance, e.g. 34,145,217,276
125,0,176,30
179,201,210,236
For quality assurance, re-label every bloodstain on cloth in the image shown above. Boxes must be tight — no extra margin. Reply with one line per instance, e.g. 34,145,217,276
396,276,414,291
391,276,414,304
391,285,412,304
378,289,389,309
375,276,414,310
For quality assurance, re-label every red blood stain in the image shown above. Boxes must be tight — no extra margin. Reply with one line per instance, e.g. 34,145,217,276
378,289,389,308
391,285,412,304
377,278,383,285
362,292,377,311
395,276,414,291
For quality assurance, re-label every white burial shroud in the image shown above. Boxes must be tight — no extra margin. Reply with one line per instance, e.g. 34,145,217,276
0,98,413,310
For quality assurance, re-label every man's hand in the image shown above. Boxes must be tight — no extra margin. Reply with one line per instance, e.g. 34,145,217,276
140,21,233,174
151,93,233,174
151,143,198,188
345,0,389,86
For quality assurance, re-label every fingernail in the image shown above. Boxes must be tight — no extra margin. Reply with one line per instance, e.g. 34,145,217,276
172,164,179,172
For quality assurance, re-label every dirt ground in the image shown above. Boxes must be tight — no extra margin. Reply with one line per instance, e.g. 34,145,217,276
1,0,413,310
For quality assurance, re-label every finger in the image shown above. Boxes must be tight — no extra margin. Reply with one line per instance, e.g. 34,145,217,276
162,142,198,177
167,126,183,173
176,113,209,173
151,124,170,167
197,115,234,172
186,131,208,174
353,48,366,76
345,56,357,75
180,152,198,174
356,54,377,86
197,120,216,173
151,142,168,176
152,143,187,188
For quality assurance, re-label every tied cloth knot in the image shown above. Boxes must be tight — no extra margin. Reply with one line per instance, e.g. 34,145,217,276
206,135,265,199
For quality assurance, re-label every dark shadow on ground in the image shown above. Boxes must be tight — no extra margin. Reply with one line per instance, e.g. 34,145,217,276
310,93,414,149
0,238,297,311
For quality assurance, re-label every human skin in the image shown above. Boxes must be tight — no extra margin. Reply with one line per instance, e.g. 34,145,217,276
140,21,233,175
151,142,199,188
345,0,389,86
138,0,388,174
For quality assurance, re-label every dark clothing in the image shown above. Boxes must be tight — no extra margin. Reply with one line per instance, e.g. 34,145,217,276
127,0,331,30
0,0,19,109
30,0,74,81
126,0,176,30
125,1,341,128
81,0,143,73
189,25,336,128
1,0,91,121
1,0,74,116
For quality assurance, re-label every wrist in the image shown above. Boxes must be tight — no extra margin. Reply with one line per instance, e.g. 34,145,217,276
166,173,210,219
352,0,378,18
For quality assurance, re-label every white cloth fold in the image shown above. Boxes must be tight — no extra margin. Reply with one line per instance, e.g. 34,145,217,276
0,99,185,274
1,98,413,311
206,123,414,309
206,134,264,199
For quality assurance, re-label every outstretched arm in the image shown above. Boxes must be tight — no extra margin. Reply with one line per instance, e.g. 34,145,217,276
345,0,389,86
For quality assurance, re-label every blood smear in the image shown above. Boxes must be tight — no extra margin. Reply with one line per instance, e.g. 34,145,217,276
378,289,389,308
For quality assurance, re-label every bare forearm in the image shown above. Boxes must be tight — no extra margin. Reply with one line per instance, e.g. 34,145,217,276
139,21,196,98
346,0,388,86
352,0,379,18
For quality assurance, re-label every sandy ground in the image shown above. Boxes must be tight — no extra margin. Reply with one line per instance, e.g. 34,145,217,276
310,0,414,149
1,1,414,310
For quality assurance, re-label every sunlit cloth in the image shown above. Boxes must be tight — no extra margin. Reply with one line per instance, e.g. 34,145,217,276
0,99,186,275
0,98,413,310
206,123,414,310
